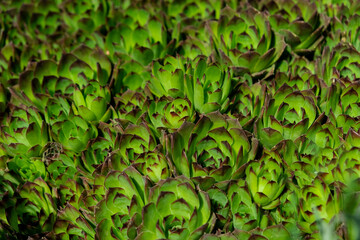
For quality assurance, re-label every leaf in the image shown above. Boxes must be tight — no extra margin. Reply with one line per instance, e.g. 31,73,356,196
259,127,283,149
132,46,154,66
34,60,58,83
194,78,205,111
26,122,42,146
123,73,144,91
263,225,290,240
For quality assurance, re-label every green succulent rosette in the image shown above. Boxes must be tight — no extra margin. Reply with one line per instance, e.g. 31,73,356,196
315,45,360,86
116,122,157,163
185,57,232,113
207,7,286,78
1,178,57,238
333,147,360,184
270,187,303,239
133,150,170,183
266,0,330,57
299,177,341,233
105,7,174,61
230,79,267,130
305,113,343,150
50,114,97,153
52,203,95,240
255,87,317,149
246,150,287,210
321,80,360,121
72,80,112,122
0,104,48,157
113,89,150,124
326,13,360,51
80,136,113,175
17,60,73,111
136,176,215,240
205,182,231,230
94,166,150,240
227,179,259,231
6,155,46,183
167,111,256,185
43,96,72,126
148,96,195,133
70,45,112,87
149,56,232,115
112,59,152,92
149,55,186,98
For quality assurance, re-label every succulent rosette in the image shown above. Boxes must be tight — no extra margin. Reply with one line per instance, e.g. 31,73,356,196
324,81,360,120
52,203,96,240
299,177,341,233
116,122,158,163
207,7,286,78
185,57,232,113
17,60,73,111
94,166,150,240
50,114,97,153
1,178,57,238
266,0,330,57
270,187,303,239
133,150,170,183
246,150,287,210
70,45,112,86
136,176,215,240
255,86,318,149
333,147,360,184
72,80,112,122
0,104,48,157
227,179,259,231
148,96,195,133
315,44,360,86
230,79,267,130
112,59,152,92
113,89,150,124
167,111,255,184
149,55,186,98
43,96,72,125
80,136,113,175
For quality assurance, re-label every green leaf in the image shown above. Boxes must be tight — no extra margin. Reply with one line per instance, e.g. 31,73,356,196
263,225,291,240
132,47,154,66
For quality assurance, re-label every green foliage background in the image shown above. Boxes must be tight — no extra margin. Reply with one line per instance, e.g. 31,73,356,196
1,0,360,239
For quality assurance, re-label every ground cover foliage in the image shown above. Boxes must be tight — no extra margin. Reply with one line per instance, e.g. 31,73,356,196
1,0,360,239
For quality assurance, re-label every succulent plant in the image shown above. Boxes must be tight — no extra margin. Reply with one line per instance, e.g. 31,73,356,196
2,0,360,239
72,80,112,122
136,176,215,240
2,178,57,238
0,104,48,157
185,57,232,113
113,89,149,124
246,150,287,210
149,55,186,99
228,179,259,231
167,111,255,184
299,176,341,231
133,150,170,183
95,166,150,240
50,114,97,153
148,96,195,133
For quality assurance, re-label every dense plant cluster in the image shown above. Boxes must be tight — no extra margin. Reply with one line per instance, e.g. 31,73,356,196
1,0,360,239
